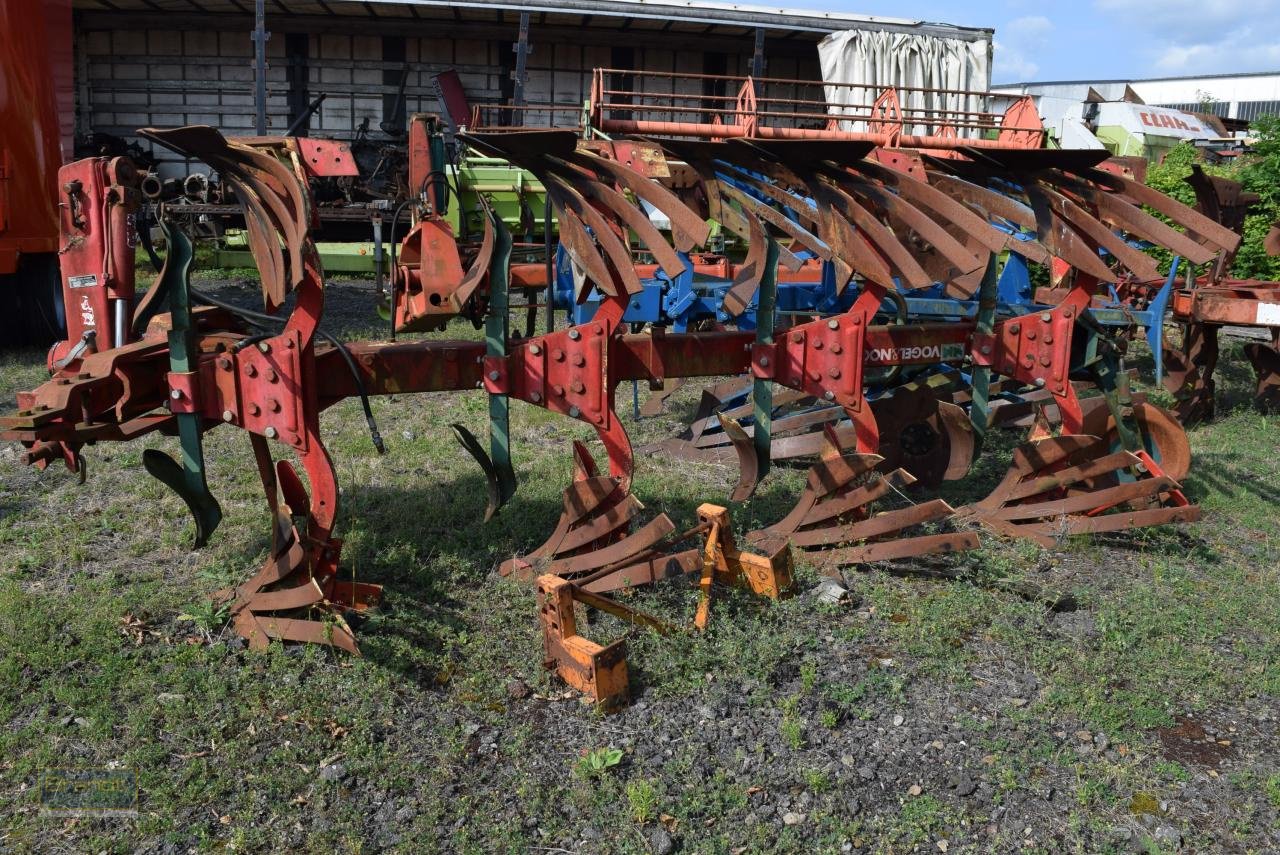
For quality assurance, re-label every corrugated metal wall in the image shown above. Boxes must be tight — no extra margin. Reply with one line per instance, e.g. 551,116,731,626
77,23,819,176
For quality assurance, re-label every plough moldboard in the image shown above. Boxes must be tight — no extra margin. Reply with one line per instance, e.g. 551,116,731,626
8,93,1278,709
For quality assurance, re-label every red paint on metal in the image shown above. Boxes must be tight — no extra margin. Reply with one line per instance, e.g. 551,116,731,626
295,138,359,178
753,289,887,452
317,339,483,403
0,0,71,274
982,287,1091,434
582,68,1045,152
200,330,309,450
51,157,140,360
496,318,613,425
996,96,1045,148
591,121,1044,151
407,114,437,196
166,371,200,414
870,148,927,179
1172,282,1280,327
432,70,471,131
869,87,904,145
395,218,466,326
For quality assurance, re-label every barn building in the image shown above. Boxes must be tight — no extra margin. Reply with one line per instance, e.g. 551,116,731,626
68,0,993,175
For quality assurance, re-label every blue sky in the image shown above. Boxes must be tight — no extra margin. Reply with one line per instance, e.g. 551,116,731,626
798,0,1280,83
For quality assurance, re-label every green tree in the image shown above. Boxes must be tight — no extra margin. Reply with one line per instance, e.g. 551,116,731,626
1141,143,1225,274
1237,114,1280,210
1229,114,1280,280
1142,118,1280,281
1144,142,1212,207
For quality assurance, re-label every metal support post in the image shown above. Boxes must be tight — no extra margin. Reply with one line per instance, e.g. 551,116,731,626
371,212,384,299
967,254,999,453
141,221,222,546
751,237,779,485
544,192,554,334
751,28,766,78
485,214,518,506
513,11,531,108
251,0,269,135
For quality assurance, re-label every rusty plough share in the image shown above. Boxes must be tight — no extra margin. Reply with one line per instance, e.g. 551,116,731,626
4,91,1254,708
447,129,1220,702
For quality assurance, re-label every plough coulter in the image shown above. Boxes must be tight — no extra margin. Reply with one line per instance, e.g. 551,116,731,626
8,75,1268,706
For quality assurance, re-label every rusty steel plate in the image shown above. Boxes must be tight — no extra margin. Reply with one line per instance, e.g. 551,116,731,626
955,147,1112,173
732,138,878,165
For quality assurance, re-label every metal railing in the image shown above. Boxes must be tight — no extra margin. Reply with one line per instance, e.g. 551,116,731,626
467,102,585,134
586,68,1044,149
464,69,1045,151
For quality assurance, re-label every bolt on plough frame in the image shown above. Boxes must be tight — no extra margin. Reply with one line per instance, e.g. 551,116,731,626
0,80,1249,705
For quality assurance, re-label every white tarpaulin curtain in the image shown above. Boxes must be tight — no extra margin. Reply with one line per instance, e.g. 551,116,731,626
817,30,992,138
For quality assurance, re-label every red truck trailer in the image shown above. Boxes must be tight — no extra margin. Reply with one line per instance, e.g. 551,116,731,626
0,0,74,346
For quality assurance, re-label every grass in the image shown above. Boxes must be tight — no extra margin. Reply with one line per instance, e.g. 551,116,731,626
888,793,959,847
0,281,1277,852
624,778,660,823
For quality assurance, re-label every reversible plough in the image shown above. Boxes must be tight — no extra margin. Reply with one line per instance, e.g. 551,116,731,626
5,81,1275,706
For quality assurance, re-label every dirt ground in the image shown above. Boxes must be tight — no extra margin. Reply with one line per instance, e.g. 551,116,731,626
0,276,1277,854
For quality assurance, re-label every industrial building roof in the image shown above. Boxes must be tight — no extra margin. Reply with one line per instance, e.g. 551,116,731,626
73,0,991,43
999,70,1280,88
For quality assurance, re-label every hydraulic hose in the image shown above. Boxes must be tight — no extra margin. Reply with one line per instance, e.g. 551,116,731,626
386,199,412,342
190,287,385,455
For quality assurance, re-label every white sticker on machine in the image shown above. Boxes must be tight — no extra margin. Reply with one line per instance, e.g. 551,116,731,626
1256,302,1280,326
68,274,98,289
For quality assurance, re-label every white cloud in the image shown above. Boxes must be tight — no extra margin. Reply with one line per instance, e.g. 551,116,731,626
1005,14,1053,37
1095,0,1270,41
1094,0,1280,75
1154,35,1280,74
994,15,1054,81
